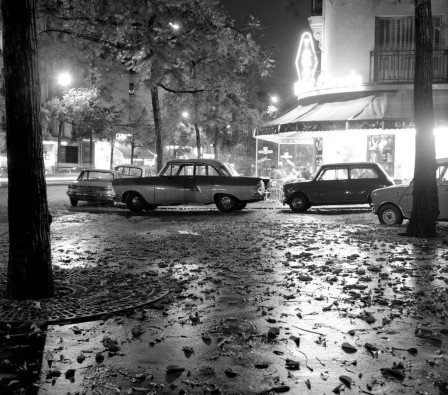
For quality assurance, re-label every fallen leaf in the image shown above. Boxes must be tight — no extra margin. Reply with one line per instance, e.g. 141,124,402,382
341,342,357,353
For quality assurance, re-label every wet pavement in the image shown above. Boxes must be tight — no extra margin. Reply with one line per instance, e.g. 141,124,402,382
1,200,448,394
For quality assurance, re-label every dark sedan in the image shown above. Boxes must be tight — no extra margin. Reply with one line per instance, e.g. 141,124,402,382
283,162,394,212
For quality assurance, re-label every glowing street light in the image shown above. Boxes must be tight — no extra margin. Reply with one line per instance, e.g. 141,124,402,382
57,72,72,87
169,22,180,30
270,95,279,104
182,111,189,119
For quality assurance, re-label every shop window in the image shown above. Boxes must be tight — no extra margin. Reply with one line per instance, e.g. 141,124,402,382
367,135,394,176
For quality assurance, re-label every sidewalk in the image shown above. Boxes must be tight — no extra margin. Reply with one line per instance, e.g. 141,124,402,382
1,203,448,394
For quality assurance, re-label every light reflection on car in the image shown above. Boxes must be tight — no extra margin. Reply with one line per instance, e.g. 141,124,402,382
112,159,265,212
67,169,120,207
372,157,448,225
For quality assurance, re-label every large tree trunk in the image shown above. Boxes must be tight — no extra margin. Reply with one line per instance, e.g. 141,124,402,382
2,0,54,299
150,86,163,172
406,0,439,237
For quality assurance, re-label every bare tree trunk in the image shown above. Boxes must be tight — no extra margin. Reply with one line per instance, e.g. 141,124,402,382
3,0,54,299
150,86,163,172
194,95,201,158
214,123,219,160
406,0,439,237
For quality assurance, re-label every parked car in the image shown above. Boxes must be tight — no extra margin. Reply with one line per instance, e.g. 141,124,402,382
282,162,394,212
112,159,266,212
372,157,448,225
114,164,153,177
67,169,121,206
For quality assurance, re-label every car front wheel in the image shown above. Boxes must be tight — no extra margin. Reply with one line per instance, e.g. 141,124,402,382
215,195,238,212
289,193,309,213
126,192,146,213
378,203,403,225
70,198,78,207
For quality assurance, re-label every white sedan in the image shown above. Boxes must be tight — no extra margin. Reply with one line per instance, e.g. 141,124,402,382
371,158,448,225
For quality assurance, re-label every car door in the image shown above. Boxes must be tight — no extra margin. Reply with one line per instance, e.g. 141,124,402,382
184,164,215,204
348,165,381,203
154,163,193,204
311,166,349,204
437,163,448,219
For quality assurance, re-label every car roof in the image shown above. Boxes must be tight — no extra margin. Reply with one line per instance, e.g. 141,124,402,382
165,159,225,166
81,169,116,173
319,162,382,167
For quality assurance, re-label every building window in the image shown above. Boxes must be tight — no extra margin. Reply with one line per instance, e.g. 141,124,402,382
59,146,78,163
372,15,447,83
375,15,445,51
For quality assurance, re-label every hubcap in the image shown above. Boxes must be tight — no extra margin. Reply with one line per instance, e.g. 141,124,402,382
292,197,304,209
221,196,231,207
131,196,144,209
383,210,396,224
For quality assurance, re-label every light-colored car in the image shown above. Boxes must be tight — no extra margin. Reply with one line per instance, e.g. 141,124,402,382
372,158,448,225
67,169,121,207
112,159,265,212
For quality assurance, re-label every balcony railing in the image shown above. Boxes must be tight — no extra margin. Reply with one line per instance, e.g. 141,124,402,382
370,49,448,83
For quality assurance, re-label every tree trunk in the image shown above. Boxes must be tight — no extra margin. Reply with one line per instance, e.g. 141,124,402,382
150,86,163,172
2,0,54,299
214,123,219,160
406,0,439,237
194,95,201,158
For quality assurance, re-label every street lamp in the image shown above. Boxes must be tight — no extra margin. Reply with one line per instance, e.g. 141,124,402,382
182,111,189,119
57,72,72,87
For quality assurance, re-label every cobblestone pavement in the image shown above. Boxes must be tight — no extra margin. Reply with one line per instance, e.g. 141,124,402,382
1,199,448,394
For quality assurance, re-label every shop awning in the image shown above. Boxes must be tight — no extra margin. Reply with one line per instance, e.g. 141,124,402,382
256,89,448,142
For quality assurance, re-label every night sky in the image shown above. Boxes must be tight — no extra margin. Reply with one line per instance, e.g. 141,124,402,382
220,0,312,102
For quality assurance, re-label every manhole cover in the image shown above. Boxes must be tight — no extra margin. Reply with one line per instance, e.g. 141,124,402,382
0,267,168,324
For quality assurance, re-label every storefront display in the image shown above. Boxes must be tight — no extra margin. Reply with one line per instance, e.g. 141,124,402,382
367,135,395,175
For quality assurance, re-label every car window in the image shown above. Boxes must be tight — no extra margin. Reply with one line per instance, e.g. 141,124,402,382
177,164,194,176
88,171,113,180
318,168,348,181
163,164,181,176
195,164,219,176
350,167,378,179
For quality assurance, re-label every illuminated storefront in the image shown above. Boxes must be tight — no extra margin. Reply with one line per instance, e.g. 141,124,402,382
255,0,448,181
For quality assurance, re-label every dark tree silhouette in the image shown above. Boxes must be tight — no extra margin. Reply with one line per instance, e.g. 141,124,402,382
2,0,54,298
406,0,439,237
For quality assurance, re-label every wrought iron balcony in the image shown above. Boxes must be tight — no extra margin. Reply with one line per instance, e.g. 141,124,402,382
370,49,448,83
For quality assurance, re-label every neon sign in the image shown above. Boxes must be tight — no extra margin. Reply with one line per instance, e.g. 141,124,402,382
295,32,318,87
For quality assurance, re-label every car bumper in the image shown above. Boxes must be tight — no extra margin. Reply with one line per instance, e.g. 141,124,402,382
67,191,119,202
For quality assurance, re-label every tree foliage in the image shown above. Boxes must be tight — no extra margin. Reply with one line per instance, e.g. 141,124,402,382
38,0,272,168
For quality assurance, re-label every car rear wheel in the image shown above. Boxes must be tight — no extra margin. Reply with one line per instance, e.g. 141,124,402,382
378,203,403,225
289,193,309,213
126,192,146,213
215,195,238,212
70,198,78,207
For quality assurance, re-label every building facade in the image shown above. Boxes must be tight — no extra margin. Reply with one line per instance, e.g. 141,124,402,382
255,0,448,181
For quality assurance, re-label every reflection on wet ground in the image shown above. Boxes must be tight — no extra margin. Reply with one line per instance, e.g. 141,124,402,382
33,208,448,394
